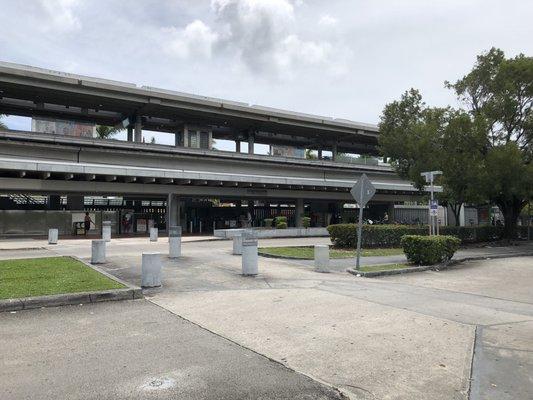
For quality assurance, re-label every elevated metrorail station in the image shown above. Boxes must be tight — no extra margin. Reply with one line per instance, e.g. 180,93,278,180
0,61,429,237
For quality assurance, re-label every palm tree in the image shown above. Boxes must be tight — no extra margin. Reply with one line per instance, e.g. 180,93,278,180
0,114,7,130
305,149,317,159
95,125,122,139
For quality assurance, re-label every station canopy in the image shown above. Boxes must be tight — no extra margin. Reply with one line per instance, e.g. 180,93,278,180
0,61,379,155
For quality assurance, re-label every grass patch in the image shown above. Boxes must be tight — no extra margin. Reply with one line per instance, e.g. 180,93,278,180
258,246,403,259
0,257,124,299
358,263,412,272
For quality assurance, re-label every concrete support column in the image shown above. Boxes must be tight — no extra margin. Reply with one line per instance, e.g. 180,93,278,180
332,144,338,161
91,240,106,264
66,195,84,210
295,198,304,227
318,149,323,160
167,193,180,230
134,115,142,143
141,252,162,288
235,141,241,153
248,131,255,155
127,126,133,142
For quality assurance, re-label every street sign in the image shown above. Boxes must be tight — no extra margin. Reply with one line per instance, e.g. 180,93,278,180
351,174,376,271
350,174,376,207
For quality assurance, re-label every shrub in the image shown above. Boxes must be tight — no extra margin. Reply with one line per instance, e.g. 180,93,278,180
264,218,273,228
401,235,460,265
276,216,287,223
327,224,505,248
302,217,311,228
276,221,288,229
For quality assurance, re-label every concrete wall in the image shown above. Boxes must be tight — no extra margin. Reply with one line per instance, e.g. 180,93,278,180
214,227,329,239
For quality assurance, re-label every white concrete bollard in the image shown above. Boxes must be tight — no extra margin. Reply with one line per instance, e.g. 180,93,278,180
241,231,258,276
48,228,58,245
91,239,106,264
150,227,158,242
102,221,112,242
141,252,162,288
169,226,182,258
314,245,330,273
233,234,243,255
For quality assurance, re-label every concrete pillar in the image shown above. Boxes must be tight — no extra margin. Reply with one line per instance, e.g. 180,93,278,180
167,193,179,231
235,141,241,153
48,228,58,244
332,144,338,161
134,115,142,143
233,234,243,255
248,131,254,155
127,126,133,142
91,239,106,264
175,130,182,147
314,245,329,273
102,221,111,242
295,198,304,227
150,227,158,242
66,195,84,210
169,226,182,258
318,149,323,160
141,252,162,288
48,195,61,210
241,231,258,276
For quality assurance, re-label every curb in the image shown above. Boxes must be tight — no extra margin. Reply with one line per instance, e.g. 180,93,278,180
0,256,143,313
347,251,533,278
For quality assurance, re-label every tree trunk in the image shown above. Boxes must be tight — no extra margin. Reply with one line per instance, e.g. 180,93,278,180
497,198,526,240
449,203,462,226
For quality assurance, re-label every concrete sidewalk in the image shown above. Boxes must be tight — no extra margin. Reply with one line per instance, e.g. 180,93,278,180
0,300,344,400
1,237,532,399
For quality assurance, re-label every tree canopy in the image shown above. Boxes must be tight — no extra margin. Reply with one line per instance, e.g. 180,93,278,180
380,48,532,235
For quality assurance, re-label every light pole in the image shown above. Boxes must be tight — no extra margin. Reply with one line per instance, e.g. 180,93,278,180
421,171,442,236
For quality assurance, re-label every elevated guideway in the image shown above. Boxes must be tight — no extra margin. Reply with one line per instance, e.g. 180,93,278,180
0,129,418,202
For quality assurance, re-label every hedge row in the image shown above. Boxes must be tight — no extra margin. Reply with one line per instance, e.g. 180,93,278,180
327,224,505,248
401,235,461,265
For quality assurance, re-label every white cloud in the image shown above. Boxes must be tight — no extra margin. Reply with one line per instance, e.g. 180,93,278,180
318,14,338,28
164,20,218,59
39,0,81,32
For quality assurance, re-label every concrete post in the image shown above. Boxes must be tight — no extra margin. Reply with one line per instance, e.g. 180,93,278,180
233,234,243,255
127,126,133,142
150,227,158,242
241,231,258,276
169,226,182,258
102,221,111,242
332,143,338,161
91,239,106,264
167,193,179,233
48,228,58,245
248,131,254,155
134,115,142,142
295,199,304,227
141,252,162,288
314,245,329,273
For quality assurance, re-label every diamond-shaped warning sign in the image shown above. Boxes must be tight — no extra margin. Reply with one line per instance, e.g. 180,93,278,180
350,174,376,207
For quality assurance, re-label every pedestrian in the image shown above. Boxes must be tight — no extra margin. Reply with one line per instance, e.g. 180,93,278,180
84,212,93,235
383,212,389,224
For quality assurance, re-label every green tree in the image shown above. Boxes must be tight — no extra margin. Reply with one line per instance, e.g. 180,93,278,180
305,149,317,159
447,48,533,236
379,90,487,226
95,125,121,139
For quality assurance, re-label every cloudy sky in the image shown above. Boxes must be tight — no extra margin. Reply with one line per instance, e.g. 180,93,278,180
1,0,532,148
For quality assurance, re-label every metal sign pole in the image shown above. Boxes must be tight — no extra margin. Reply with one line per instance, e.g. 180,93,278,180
355,187,364,271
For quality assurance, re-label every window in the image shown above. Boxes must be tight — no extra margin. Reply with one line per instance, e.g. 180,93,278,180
200,131,209,149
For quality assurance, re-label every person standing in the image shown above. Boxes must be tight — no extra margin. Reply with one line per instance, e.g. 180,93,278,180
84,212,93,235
